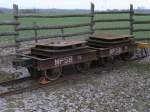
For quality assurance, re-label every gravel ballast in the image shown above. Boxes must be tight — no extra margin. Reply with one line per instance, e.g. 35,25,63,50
0,58,150,112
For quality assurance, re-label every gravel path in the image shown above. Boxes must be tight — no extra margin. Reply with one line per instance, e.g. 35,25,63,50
0,58,150,112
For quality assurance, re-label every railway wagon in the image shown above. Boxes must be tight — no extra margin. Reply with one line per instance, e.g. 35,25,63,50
13,33,136,83
87,34,136,60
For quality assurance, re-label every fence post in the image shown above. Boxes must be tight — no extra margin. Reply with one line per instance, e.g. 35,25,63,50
33,22,38,43
129,4,134,35
90,3,95,35
61,28,65,40
13,4,19,53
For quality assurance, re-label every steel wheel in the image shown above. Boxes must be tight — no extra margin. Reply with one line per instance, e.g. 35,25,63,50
75,62,91,73
45,68,62,81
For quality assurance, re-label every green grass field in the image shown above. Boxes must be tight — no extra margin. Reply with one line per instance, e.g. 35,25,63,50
0,13,150,45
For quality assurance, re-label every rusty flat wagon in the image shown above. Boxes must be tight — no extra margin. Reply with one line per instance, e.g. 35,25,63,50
13,40,97,81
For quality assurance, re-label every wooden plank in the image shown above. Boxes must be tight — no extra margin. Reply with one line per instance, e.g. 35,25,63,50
13,4,18,17
134,13,150,16
0,21,19,25
94,27,130,31
135,38,150,41
133,20,150,24
90,3,95,34
0,32,18,36
94,11,130,14
18,13,91,18
94,19,131,23
16,37,37,43
16,23,91,31
133,29,150,32
13,4,20,51
129,4,134,35
16,31,92,42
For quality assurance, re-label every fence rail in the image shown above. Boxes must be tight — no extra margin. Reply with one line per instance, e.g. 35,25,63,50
133,21,150,24
16,23,91,31
0,32,18,36
93,19,131,23
0,21,19,25
1,3,150,55
16,31,91,42
94,11,130,14
134,13,150,16
17,13,91,18
135,37,150,41
133,29,150,32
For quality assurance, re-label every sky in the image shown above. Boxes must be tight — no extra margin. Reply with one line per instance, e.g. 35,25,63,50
0,0,149,10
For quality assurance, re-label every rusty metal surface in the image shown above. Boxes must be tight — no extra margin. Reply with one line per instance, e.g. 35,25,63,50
87,40,135,48
31,46,89,53
36,49,97,70
0,76,32,86
89,33,133,41
0,73,84,97
13,37,136,73
31,47,92,58
35,40,86,50
87,38,133,45
97,43,136,57
87,40,134,48
13,40,97,70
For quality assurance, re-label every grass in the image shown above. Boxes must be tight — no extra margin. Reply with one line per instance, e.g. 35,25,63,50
0,12,150,45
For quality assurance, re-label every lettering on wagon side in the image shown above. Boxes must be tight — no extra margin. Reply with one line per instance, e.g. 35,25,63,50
54,56,73,66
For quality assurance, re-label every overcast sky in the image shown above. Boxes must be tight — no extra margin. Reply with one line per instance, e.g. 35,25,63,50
0,0,149,10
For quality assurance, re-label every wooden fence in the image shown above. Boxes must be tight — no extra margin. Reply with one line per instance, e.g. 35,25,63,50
0,3,150,54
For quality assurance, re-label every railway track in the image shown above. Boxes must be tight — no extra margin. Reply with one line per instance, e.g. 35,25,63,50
0,76,32,86
0,74,82,98
0,54,147,98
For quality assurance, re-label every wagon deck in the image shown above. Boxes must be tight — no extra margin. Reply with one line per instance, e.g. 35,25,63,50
89,33,134,41
35,40,86,50
30,40,89,58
